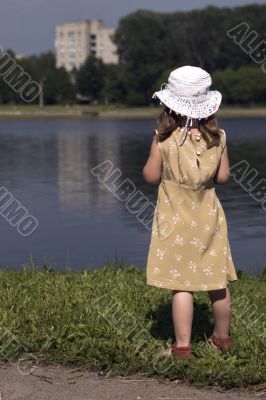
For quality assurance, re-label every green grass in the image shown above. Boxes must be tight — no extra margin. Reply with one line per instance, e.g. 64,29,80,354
0,260,265,389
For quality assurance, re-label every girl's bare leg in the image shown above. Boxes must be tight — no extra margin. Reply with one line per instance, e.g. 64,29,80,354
208,287,232,338
172,290,193,346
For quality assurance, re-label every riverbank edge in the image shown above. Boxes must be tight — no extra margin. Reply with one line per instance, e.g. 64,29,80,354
0,105,266,119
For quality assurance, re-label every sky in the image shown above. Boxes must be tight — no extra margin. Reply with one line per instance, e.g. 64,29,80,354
1,0,266,55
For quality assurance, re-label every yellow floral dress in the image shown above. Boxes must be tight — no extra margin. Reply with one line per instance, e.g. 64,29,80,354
146,127,238,291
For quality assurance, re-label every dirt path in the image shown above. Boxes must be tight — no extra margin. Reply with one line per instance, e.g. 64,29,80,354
0,361,265,400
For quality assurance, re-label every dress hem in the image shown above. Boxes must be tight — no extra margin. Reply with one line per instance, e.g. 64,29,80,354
146,278,238,291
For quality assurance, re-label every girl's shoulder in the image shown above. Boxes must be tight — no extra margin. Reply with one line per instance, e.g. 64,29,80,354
157,128,178,148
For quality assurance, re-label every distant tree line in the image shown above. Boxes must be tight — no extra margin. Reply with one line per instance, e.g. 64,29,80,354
0,50,75,105
1,4,266,106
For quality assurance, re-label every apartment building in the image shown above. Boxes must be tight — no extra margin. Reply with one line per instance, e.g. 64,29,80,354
55,19,118,71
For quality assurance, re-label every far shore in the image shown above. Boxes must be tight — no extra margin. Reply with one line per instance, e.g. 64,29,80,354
0,104,266,119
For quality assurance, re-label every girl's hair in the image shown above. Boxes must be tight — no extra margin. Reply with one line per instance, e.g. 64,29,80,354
155,106,221,148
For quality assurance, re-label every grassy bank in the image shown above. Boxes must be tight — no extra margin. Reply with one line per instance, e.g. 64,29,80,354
0,262,265,390
0,104,266,119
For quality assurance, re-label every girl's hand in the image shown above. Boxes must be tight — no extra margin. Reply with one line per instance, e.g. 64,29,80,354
143,132,162,185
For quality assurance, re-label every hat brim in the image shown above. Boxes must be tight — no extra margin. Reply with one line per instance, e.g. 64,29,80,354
153,88,222,119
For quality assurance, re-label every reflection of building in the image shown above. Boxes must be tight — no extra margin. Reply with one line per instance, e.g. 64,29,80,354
58,134,91,212
57,127,121,214
55,19,118,71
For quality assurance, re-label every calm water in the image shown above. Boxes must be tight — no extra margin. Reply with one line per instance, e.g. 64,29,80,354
0,118,265,274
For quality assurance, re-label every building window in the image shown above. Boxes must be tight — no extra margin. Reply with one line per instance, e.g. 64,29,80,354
68,31,76,45
69,50,76,58
68,31,75,38
90,33,97,47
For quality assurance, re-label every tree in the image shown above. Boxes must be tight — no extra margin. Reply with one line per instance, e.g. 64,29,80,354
114,10,175,105
102,64,128,104
76,55,106,102
213,66,266,104
113,5,266,105
0,51,75,105
25,52,75,104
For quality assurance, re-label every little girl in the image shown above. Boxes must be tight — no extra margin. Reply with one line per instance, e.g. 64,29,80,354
143,66,238,359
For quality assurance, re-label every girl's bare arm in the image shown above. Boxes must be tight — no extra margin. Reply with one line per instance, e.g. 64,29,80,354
214,145,230,184
143,135,162,185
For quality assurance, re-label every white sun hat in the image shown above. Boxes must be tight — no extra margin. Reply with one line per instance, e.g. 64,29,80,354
152,65,222,120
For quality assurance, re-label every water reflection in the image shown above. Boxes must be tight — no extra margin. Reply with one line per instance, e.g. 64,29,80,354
58,134,91,213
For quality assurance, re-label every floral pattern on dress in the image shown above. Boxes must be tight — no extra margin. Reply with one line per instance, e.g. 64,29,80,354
218,216,224,224
164,193,173,205
172,212,182,224
189,261,198,272
192,201,200,210
156,248,167,260
189,159,198,168
203,224,210,232
203,264,214,276
172,235,184,246
209,207,217,216
190,237,207,253
152,266,160,275
169,268,181,279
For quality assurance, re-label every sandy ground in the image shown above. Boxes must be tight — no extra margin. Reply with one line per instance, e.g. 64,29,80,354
0,361,265,400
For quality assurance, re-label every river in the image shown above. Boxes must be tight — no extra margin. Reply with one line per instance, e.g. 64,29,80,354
0,118,265,275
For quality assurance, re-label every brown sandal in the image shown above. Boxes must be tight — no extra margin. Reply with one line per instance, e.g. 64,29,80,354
171,343,192,359
208,334,232,352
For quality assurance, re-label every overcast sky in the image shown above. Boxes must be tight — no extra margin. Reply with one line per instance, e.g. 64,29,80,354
1,0,265,55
